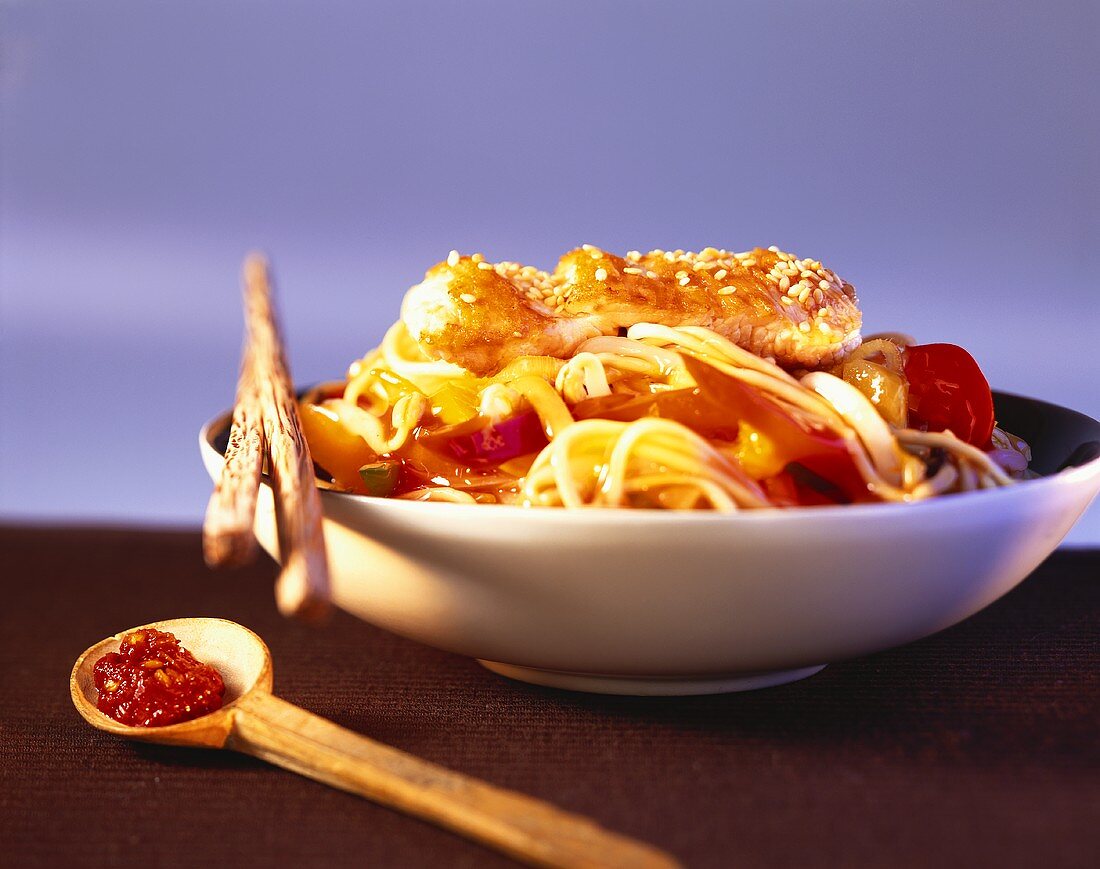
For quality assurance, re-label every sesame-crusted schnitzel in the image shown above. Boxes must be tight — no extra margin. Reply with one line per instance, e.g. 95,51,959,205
401,245,862,376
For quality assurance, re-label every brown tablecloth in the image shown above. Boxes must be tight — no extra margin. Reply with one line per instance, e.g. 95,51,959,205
1,525,1097,868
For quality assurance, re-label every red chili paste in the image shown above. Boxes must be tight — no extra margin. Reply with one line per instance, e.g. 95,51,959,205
93,628,225,726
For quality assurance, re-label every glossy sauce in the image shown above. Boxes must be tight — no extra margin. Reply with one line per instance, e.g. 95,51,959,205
93,628,225,727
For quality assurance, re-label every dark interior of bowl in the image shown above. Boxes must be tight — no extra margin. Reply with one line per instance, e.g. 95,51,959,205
991,392,1100,475
211,418,232,457
209,392,1100,478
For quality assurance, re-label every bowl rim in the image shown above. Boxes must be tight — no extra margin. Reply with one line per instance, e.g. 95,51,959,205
199,389,1100,526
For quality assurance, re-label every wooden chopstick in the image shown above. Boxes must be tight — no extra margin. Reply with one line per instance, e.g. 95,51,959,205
243,254,332,621
203,345,265,568
203,253,331,621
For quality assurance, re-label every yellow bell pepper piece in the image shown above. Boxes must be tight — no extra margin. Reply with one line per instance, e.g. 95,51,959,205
429,382,480,425
367,368,419,404
491,355,565,383
732,422,785,480
841,360,909,428
299,401,379,492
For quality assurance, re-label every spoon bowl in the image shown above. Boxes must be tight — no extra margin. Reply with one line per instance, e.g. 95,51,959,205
70,617,678,868
70,617,271,748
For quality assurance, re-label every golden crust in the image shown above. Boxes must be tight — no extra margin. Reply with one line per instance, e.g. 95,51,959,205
400,246,861,376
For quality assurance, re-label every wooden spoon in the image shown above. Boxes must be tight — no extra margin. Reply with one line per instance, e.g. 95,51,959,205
70,618,679,869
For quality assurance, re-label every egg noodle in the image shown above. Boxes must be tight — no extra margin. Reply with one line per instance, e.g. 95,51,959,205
299,321,1031,510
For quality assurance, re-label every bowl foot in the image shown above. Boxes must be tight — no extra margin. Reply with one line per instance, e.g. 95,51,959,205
477,661,826,696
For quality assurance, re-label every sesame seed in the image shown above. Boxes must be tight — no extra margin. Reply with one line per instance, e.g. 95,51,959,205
779,276,790,291
582,243,597,252
741,259,756,267
477,261,493,270
623,266,643,275
718,286,737,295
594,268,608,281
799,321,811,333
714,269,728,280
798,287,811,304
447,250,460,267
679,276,691,286
820,322,833,334
780,296,793,305
675,270,688,279
459,293,476,304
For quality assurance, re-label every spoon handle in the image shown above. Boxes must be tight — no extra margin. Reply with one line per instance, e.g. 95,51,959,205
229,691,679,869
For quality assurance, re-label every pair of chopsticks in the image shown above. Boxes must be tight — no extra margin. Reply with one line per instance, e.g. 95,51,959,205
203,254,331,622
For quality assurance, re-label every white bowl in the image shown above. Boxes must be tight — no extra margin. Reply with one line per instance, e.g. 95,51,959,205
200,392,1100,696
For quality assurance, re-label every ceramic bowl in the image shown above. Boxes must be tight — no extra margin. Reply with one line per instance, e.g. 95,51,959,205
200,392,1100,696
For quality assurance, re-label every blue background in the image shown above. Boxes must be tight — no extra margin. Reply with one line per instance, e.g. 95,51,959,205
2,1,1098,542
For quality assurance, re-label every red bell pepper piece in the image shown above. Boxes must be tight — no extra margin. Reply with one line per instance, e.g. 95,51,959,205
417,410,549,468
904,343,995,449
